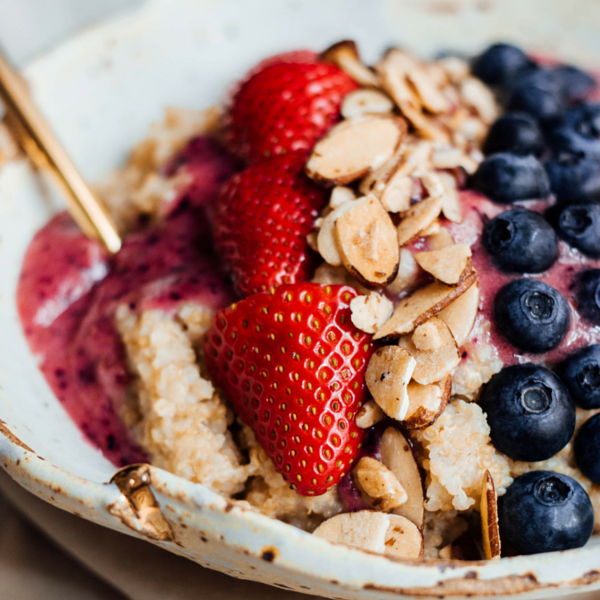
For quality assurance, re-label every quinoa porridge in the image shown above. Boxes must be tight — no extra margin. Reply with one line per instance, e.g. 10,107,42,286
15,41,600,560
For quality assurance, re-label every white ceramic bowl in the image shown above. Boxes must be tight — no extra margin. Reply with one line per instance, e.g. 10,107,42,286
3,1,600,597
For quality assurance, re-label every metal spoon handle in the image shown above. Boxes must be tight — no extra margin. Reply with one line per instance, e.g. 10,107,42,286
0,50,121,253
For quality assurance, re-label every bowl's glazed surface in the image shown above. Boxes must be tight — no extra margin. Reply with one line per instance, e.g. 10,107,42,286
3,0,600,597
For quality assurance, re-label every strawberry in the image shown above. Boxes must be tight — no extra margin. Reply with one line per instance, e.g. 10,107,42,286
209,152,327,297
221,52,358,163
203,283,374,496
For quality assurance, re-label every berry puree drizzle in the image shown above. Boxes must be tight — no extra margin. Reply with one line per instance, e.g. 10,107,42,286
17,137,237,466
450,190,600,368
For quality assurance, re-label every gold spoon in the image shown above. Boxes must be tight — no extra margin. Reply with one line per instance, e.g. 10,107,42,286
0,50,121,253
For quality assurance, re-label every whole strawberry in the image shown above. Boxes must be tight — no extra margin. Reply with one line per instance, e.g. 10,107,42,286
203,283,374,496
209,152,327,297
221,52,358,163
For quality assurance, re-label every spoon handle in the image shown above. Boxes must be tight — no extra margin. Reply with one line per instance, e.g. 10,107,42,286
0,50,121,253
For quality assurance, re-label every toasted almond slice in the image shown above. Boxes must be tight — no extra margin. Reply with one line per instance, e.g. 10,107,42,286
355,399,385,429
399,318,460,385
419,218,442,237
307,231,319,251
481,470,501,560
374,270,477,341
407,65,451,114
386,248,420,296
402,376,451,429
365,346,416,420
438,172,462,223
376,49,421,111
350,291,394,334
414,244,472,286
354,456,408,512
384,515,424,560
313,511,391,554
341,89,394,119
318,198,364,266
335,194,400,288
321,40,381,87
330,185,357,209
311,263,369,293
460,77,498,124
396,195,444,247
306,116,407,186
438,282,479,346
379,427,425,528
380,173,413,213
428,228,455,251
437,56,471,84
359,145,406,196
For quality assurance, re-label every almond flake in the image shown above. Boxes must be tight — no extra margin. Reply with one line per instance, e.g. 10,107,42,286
321,40,381,87
359,145,406,196
460,77,498,125
384,514,424,559
402,376,451,429
329,185,357,209
437,56,471,84
355,399,385,429
317,198,364,266
386,248,419,296
354,456,408,512
335,194,400,288
379,427,425,528
311,263,369,293
438,281,479,346
380,172,413,213
341,89,394,119
396,195,444,247
350,291,394,334
414,244,472,285
373,270,478,341
399,318,460,385
481,470,501,560
365,346,416,421
306,231,319,251
438,172,462,223
428,228,455,251
306,116,407,186
419,218,442,237
407,64,451,114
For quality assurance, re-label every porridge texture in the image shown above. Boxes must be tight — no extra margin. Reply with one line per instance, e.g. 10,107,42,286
16,40,600,559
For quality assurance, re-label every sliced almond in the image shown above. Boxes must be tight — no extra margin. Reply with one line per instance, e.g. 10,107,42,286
384,515,424,560
354,456,408,512
386,248,419,296
359,145,406,196
355,399,385,429
419,218,442,238
329,185,357,209
399,318,460,385
374,270,477,341
438,282,479,346
437,56,471,84
307,231,319,251
313,511,423,559
460,77,498,125
341,89,394,119
396,196,444,247
438,172,462,223
414,244,472,286
306,116,407,186
335,194,400,288
407,64,451,114
350,291,394,334
402,376,451,429
365,346,416,420
379,427,425,528
321,40,380,87
380,173,413,213
428,228,455,251
317,198,364,266
481,470,501,560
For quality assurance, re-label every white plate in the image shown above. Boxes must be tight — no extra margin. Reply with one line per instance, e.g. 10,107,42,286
2,0,600,597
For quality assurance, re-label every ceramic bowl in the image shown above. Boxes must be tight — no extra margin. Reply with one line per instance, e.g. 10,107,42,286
2,1,600,597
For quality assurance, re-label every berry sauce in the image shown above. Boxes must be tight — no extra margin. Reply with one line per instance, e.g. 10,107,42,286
449,190,600,368
16,137,237,466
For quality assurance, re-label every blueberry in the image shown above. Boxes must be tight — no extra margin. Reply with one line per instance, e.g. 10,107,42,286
558,345,600,409
545,154,600,204
547,126,600,158
480,364,575,461
499,471,594,555
483,113,544,157
472,43,535,87
553,65,598,104
483,209,558,273
575,269,600,325
545,203,600,258
494,279,570,353
471,153,550,204
507,85,564,125
509,67,564,96
575,414,600,484
563,103,600,138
